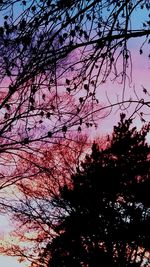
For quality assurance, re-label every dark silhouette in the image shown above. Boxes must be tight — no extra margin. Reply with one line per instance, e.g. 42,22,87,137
0,0,149,159
0,1,150,191
0,1,150,264
42,114,150,267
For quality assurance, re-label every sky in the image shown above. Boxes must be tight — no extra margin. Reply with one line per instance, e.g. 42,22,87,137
90,36,150,139
0,3,150,267
0,256,29,267
1,41,149,266
97,4,150,135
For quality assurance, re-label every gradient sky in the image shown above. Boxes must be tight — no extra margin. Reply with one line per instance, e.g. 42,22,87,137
0,5,150,267
91,37,150,138
0,40,149,266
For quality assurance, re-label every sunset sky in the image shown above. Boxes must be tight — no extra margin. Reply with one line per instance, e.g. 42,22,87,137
0,40,149,267
0,2,150,267
90,35,150,137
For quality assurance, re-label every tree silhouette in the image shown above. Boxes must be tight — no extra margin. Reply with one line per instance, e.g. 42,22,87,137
0,134,92,265
0,0,149,158
0,1,150,264
0,1,150,191
43,114,150,267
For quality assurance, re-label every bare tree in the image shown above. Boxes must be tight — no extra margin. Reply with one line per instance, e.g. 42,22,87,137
0,134,94,265
0,0,149,157
0,1,150,263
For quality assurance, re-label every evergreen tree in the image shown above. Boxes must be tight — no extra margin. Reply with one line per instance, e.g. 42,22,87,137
44,114,150,267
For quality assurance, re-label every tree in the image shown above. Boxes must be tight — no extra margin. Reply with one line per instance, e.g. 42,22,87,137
0,0,150,263
42,114,150,267
0,0,149,159
0,1,149,192
0,134,93,265
0,133,108,266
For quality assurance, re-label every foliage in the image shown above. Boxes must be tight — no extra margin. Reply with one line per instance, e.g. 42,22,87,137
43,114,150,267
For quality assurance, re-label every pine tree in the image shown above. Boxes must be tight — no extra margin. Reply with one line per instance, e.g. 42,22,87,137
45,114,150,267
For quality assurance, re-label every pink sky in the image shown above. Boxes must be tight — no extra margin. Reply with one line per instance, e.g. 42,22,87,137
93,37,150,136
1,47,150,266
0,62,149,267
0,20,150,267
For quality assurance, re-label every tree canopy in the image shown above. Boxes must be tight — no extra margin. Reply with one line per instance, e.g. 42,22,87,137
42,114,150,267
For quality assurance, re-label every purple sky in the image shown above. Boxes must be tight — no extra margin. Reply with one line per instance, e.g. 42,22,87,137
0,5,150,267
